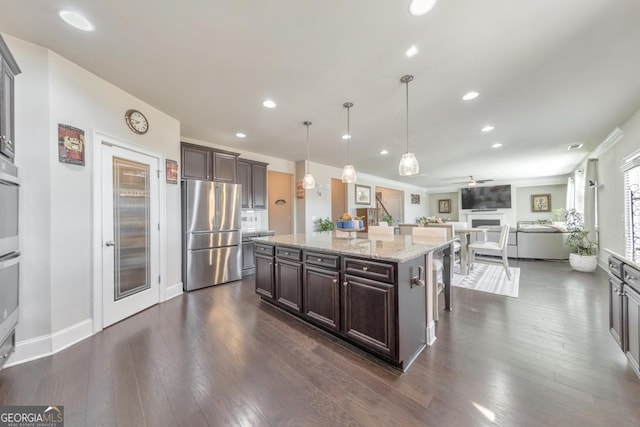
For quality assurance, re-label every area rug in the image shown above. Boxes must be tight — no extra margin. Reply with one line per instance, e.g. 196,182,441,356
452,263,520,298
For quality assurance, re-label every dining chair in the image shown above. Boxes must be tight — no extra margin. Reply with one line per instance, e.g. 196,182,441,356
467,223,512,280
367,225,394,235
399,223,418,236
412,227,448,321
335,229,351,237
426,223,462,273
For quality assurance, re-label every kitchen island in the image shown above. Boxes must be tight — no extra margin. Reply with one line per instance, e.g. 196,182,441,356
253,232,453,371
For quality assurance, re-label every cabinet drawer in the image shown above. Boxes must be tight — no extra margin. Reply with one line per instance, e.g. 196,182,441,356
305,251,340,270
609,256,624,280
0,330,15,370
276,246,302,262
255,243,274,256
624,264,640,292
344,258,395,284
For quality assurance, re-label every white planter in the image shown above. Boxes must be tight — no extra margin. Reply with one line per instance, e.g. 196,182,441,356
569,253,598,272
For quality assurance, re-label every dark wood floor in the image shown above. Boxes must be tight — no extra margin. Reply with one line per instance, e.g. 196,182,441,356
2,260,640,426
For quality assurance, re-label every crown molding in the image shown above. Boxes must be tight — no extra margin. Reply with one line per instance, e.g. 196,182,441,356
589,127,623,159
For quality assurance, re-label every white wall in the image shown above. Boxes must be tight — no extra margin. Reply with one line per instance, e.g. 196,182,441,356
6,35,181,359
428,192,459,221
516,184,567,222
597,110,640,263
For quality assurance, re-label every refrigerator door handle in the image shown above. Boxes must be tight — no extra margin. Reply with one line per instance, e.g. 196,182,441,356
214,183,220,229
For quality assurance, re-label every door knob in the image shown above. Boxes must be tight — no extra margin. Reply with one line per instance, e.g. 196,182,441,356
105,240,115,247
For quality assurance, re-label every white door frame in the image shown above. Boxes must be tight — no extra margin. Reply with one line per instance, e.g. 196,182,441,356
92,131,167,334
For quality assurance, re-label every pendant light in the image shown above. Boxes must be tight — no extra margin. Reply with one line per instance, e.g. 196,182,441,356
398,74,420,176
301,121,316,190
341,102,357,183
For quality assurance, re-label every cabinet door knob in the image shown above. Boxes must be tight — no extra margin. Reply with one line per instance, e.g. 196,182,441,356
317,258,322,262
333,279,338,284
343,281,348,287
285,251,290,255
362,266,368,271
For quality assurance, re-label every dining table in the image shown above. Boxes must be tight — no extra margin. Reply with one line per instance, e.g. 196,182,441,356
454,227,488,275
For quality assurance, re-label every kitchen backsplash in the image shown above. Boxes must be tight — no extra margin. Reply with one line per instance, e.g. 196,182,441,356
241,210,268,231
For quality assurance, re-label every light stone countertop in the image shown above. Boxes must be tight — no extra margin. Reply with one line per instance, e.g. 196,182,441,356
253,232,455,263
605,248,640,271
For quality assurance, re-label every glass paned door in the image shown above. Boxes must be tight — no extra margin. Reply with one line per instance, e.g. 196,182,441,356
113,157,151,299
102,144,159,327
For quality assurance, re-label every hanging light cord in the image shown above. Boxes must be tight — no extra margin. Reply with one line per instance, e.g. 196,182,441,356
346,105,351,164
305,122,311,173
405,79,409,153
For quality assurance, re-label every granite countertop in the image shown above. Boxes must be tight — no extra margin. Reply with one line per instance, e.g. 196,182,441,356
253,232,454,263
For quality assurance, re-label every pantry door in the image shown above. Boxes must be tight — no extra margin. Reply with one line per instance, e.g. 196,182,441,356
101,143,160,327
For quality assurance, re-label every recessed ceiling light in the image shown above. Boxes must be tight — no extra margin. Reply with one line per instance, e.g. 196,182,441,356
567,143,583,151
491,143,503,148
380,149,389,155
409,0,437,16
462,91,479,101
481,125,495,132
58,10,94,31
406,45,418,57
342,134,351,140
262,99,276,108
235,133,246,138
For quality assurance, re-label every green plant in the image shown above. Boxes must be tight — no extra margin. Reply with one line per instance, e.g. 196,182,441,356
564,209,597,256
382,214,393,225
314,217,334,232
416,216,427,224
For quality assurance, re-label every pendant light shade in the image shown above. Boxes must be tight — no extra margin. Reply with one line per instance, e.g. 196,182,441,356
341,102,357,183
301,121,316,190
398,74,420,176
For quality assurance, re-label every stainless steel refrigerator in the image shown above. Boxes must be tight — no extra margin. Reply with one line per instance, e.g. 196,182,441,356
182,180,242,291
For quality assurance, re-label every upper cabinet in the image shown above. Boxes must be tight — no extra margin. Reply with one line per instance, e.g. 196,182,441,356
237,158,268,209
0,35,21,163
180,142,238,182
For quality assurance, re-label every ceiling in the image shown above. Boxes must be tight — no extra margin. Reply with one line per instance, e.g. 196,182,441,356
1,0,639,190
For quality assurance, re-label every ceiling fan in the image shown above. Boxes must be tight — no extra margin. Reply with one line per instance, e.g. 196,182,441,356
453,176,494,186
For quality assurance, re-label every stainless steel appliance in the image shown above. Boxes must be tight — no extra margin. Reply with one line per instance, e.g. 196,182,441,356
0,155,19,369
182,180,242,291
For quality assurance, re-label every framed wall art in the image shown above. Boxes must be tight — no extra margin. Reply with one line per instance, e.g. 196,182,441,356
438,199,451,213
411,194,420,204
355,184,371,205
165,159,178,184
531,194,551,212
58,123,85,166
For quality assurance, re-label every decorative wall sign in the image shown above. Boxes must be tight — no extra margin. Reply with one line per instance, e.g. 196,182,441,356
411,194,420,204
355,184,371,205
58,124,85,166
166,159,178,184
438,199,451,213
531,194,551,212
296,180,304,199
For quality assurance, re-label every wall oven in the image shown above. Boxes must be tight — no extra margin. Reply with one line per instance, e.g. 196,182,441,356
0,155,18,369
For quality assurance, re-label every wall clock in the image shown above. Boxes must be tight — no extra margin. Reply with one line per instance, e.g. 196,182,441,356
125,109,149,134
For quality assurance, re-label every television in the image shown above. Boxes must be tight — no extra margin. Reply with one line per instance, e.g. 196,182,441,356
461,185,512,209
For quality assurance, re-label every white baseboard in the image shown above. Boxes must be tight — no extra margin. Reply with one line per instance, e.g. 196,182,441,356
426,321,437,346
165,282,183,301
5,318,93,368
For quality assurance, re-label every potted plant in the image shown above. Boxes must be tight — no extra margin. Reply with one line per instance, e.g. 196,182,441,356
314,217,334,232
381,214,393,226
564,208,598,272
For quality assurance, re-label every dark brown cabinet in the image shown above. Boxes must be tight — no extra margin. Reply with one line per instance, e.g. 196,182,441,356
255,243,275,299
275,246,303,312
180,142,239,182
0,35,20,162
607,253,640,379
303,251,341,332
237,159,268,209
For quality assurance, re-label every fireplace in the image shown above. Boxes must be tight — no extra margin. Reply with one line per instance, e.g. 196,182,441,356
472,219,500,227
465,212,506,227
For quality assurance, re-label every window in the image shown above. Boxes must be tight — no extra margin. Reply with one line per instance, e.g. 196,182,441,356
623,151,640,262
